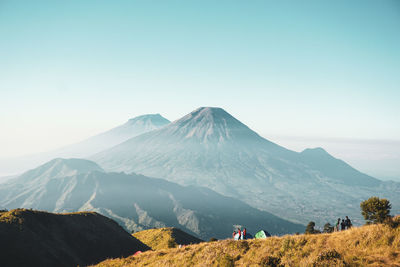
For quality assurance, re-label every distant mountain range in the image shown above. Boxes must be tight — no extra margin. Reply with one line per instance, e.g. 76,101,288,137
91,107,400,225
1,106,399,229
0,114,170,177
0,158,304,239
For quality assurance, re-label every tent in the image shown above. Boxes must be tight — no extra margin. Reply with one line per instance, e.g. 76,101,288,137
254,230,271,239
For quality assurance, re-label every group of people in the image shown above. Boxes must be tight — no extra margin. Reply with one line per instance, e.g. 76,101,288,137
232,228,247,240
335,216,352,231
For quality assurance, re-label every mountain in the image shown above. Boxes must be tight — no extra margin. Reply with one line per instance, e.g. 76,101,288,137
53,113,170,157
0,158,304,240
0,209,149,267
133,227,203,250
0,114,170,176
91,107,400,225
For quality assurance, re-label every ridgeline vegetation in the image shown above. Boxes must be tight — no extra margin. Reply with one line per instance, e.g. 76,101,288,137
132,227,203,250
95,219,400,267
95,197,400,267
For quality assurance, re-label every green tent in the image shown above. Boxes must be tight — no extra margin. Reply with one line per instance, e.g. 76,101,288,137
254,230,271,239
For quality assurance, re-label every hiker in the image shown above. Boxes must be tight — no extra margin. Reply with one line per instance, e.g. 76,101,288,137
232,231,236,239
237,228,241,240
242,228,247,240
335,218,341,232
340,219,346,231
345,216,352,229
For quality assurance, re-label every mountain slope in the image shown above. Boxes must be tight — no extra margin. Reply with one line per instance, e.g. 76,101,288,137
133,227,203,250
0,114,170,176
95,222,400,267
0,159,304,240
0,209,149,267
91,107,399,225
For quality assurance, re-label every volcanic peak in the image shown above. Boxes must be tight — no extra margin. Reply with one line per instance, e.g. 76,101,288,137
127,113,170,126
166,107,258,142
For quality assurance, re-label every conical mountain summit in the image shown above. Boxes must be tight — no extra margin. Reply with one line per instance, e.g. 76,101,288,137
166,107,262,142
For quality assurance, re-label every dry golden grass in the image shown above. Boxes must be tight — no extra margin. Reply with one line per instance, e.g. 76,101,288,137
95,223,400,267
133,227,203,250
133,228,178,250
0,208,99,225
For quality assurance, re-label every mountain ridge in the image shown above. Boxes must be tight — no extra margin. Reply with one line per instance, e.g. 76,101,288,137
0,158,304,239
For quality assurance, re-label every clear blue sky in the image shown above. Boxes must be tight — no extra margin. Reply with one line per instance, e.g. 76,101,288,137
0,0,399,178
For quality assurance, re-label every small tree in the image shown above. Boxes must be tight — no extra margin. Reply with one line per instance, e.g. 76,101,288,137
323,223,334,233
305,221,317,234
360,197,391,224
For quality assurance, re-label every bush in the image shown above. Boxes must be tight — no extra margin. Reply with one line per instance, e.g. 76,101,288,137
360,197,391,224
305,221,321,234
323,223,334,233
260,255,283,267
209,237,218,242
312,249,346,267
383,215,400,228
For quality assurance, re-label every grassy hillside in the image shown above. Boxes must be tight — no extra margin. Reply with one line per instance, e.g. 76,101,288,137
0,209,149,267
95,222,400,266
133,227,203,250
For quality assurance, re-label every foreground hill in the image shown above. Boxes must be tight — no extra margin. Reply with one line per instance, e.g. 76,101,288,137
92,107,400,225
0,209,149,267
133,227,203,250
95,222,400,267
0,114,170,177
0,158,304,240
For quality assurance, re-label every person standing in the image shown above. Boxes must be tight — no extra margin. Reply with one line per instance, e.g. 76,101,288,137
237,228,241,240
232,231,236,239
345,216,352,229
243,228,247,240
335,218,341,232
341,219,346,231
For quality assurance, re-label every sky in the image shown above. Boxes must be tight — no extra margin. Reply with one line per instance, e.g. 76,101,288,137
0,0,399,179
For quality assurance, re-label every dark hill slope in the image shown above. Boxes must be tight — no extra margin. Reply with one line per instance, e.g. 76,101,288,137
0,209,149,267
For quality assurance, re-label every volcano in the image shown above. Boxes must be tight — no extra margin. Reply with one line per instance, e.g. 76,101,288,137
91,107,400,225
